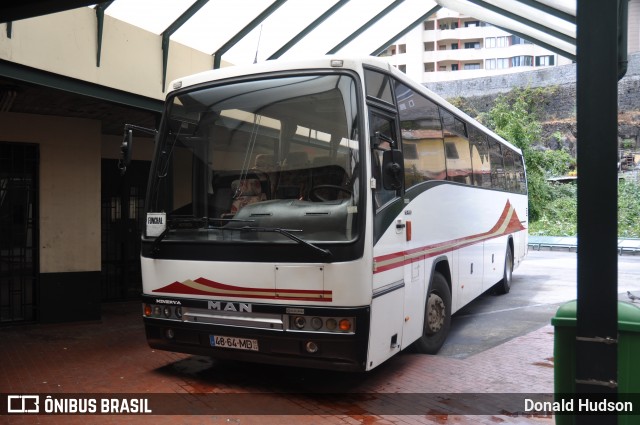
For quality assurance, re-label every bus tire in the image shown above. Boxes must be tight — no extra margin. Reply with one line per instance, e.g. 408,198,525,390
494,245,513,295
412,271,451,354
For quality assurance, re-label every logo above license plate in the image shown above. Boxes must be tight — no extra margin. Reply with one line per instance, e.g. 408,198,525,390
209,335,259,351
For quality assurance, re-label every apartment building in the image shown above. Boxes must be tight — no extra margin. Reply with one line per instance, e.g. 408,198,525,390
380,8,574,83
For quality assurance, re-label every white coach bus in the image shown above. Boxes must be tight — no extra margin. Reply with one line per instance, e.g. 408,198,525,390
122,56,527,372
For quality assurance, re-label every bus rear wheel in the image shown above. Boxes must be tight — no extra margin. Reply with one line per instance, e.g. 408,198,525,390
493,245,513,295
412,271,451,354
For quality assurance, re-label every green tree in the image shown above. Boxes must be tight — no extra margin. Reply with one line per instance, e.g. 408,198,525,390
619,179,640,237
482,88,549,220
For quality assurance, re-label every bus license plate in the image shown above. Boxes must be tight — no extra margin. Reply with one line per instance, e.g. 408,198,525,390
210,335,259,351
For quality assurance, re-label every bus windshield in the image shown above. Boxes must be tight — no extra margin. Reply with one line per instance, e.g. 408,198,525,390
147,73,362,245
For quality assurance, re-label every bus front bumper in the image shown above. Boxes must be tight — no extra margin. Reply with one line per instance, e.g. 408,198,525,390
144,317,369,372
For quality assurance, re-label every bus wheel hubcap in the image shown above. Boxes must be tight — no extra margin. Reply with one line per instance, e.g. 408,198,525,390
427,294,445,333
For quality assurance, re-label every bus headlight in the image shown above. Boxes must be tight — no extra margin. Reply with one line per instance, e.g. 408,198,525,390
325,318,337,330
294,316,306,329
311,317,323,330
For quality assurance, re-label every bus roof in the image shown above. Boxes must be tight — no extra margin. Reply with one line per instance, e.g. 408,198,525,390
167,56,391,93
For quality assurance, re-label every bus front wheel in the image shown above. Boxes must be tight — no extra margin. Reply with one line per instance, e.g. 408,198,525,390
412,271,451,354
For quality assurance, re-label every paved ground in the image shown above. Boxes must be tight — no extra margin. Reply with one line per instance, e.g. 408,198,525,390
2,250,640,425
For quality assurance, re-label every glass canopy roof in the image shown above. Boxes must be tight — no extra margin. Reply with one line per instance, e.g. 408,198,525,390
99,0,576,67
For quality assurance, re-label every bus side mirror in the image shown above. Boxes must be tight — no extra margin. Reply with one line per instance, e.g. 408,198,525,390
119,128,133,175
382,149,404,190
119,123,158,175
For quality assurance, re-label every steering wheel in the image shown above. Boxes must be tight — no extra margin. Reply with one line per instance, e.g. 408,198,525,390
309,185,353,202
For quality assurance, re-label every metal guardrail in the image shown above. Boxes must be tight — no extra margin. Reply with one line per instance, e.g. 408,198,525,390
528,236,640,255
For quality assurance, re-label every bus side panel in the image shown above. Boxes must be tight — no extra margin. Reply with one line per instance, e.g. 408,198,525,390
367,287,404,370
483,234,510,289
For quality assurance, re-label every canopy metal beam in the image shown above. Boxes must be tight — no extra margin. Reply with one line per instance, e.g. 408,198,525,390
370,5,442,57
0,0,108,23
213,0,288,69
94,1,113,67
268,0,351,60
327,0,405,55
463,0,575,46
575,0,619,418
493,24,576,62
0,58,162,112
513,0,576,24
161,0,210,92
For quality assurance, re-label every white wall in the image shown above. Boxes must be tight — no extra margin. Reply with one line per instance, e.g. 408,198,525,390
0,112,102,273
0,7,230,98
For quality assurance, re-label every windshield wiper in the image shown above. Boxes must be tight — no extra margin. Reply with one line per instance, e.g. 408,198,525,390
234,226,332,259
151,217,253,256
150,218,331,260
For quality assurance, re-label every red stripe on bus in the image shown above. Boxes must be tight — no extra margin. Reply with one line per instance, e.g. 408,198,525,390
373,201,525,274
153,278,333,301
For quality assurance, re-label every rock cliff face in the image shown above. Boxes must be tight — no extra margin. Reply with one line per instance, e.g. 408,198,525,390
424,53,640,156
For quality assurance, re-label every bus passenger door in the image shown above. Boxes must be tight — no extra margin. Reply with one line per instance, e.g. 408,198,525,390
369,110,407,367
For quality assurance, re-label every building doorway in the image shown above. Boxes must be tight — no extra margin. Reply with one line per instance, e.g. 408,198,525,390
101,159,150,301
0,142,39,323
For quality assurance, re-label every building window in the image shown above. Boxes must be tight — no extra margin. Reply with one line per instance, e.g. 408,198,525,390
511,35,531,45
486,59,496,70
452,64,459,71
451,43,458,50
497,58,509,69
424,62,435,72
536,55,555,66
439,65,447,71
424,42,434,51
511,55,533,67
464,41,480,49
398,44,407,54
464,20,480,27
398,64,406,73
486,37,495,48
439,44,446,50
463,63,481,70
496,36,508,47
423,21,434,30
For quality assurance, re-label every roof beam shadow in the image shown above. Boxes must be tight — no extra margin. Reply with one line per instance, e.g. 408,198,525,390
327,0,405,55
268,0,351,61
95,1,113,67
213,0,288,69
463,0,575,46
161,0,210,92
370,5,442,57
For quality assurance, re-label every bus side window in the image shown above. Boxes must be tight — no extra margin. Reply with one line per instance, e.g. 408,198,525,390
489,139,506,190
394,82,445,189
514,154,526,194
441,108,472,185
369,112,399,209
468,126,491,188
503,147,516,192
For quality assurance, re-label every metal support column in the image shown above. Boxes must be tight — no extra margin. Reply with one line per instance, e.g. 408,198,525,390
575,2,619,423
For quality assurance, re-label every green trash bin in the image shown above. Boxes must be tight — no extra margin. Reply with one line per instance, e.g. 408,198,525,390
552,300,640,424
